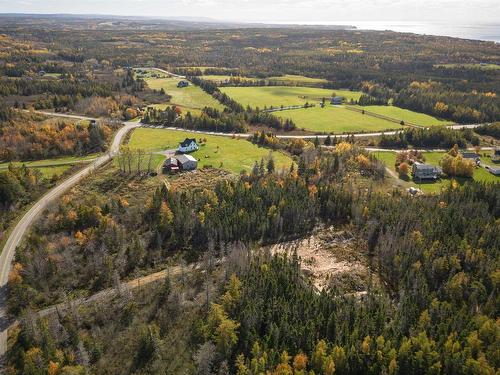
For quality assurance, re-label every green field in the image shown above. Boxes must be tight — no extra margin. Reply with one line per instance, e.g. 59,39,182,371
275,106,401,133
355,105,453,127
128,128,293,174
203,74,328,87
145,76,224,112
375,150,499,193
220,86,362,109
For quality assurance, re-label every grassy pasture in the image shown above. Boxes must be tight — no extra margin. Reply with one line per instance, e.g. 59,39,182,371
355,105,453,127
128,128,293,174
144,76,224,112
275,106,401,133
220,86,362,109
375,150,499,193
202,74,327,87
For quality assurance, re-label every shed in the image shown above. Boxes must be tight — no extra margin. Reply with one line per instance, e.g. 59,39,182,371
331,96,343,105
176,154,198,171
163,157,179,174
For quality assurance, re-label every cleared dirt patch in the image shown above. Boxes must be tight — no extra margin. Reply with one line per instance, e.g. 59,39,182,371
267,227,378,292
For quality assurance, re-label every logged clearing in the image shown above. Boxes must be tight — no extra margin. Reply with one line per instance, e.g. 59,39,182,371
267,227,377,292
220,86,362,108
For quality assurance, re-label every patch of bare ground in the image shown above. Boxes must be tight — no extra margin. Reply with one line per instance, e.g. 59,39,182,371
267,226,380,293
167,167,235,191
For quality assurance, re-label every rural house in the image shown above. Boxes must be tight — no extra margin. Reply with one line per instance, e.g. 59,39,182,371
331,96,343,105
460,152,481,165
412,162,440,181
162,157,180,174
178,138,199,153
177,80,189,88
176,154,198,170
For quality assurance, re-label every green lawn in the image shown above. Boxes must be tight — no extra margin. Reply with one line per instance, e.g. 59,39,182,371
220,86,362,109
145,76,224,112
355,105,453,127
203,74,328,87
128,128,293,174
374,150,499,193
275,106,401,133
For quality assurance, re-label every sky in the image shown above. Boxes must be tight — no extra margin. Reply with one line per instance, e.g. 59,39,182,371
0,0,499,24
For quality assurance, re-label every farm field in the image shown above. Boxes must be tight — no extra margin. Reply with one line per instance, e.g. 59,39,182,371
375,150,499,193
275,106,401,133
144,76,224,112
220,86,362,109
355,105,453,127
203,74,328,87
128,128,293,174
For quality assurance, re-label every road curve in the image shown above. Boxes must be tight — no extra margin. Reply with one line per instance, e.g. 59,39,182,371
0,121,140,361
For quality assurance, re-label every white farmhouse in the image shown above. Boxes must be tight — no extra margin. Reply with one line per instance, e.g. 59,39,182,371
178,138,199,153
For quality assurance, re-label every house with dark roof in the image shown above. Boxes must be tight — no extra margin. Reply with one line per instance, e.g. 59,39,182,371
177,80,189,88
176,154,197,170
412,162,440,181
178,138,199,153
461,152,481,165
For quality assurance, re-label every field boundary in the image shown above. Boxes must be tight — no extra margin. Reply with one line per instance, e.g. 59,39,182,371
344,105,423,129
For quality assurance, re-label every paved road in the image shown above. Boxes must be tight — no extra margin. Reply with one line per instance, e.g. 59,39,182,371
0,121,140,363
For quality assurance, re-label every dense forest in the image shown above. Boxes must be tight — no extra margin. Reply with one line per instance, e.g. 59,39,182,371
0,112,118,161
6,143,499,374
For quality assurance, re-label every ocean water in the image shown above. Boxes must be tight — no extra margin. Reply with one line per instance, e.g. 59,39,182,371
352,21,500,43
287,21,500,43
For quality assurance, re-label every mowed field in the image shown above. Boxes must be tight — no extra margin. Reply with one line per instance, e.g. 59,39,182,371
128,128,293,174
203,74,328,87
220,86,362,108
375,150,499,193
275,106,401,133
355,105,453,127
145,76,224,112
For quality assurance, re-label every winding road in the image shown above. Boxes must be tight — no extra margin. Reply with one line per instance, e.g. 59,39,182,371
0,120,140,363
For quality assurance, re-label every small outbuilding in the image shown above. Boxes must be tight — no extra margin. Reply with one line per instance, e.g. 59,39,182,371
331,96,343,105
461,152,481,165
412,162,440,181
177,80,189,88
163,157,180,174
176,154,198,171
178,138,199,153
485,165,500,176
